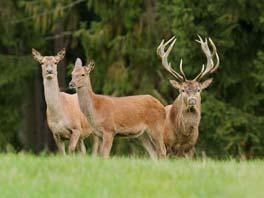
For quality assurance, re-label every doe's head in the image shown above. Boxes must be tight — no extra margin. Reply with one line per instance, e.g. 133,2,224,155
32,48,66,80
157,35,219,110
69,58,95,90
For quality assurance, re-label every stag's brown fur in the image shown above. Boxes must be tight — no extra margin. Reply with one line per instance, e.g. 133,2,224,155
70,59,166,159
157,36,219,158
164,81,202,157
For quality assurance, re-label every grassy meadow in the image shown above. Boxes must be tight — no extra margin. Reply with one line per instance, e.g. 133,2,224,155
0,154,263,198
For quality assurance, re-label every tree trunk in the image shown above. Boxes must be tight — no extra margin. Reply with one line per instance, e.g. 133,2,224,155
20,68,56,153
54,20,67,90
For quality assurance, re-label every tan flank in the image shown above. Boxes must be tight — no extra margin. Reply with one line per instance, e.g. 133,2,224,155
157,35,219,158
69,58,166,159
32,48,99,155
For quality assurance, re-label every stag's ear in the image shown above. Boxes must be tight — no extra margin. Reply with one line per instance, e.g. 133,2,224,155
83,66,91,75
201,78,213,89
32,48,43,63
54,48,66,63
169,80,182,89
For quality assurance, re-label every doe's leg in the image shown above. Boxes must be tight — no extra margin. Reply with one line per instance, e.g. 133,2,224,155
92,135,100,157
100,132,114,159
53,134,66,155
78,139,86,155
68,129,81,154
149,126,166,159
138,133,157,160
98,137,103,155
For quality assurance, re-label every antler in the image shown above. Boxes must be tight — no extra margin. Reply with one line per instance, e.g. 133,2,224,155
157,36,186,82
194,35,219,81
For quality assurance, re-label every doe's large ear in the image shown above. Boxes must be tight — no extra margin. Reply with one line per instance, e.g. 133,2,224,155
201,78,213,89
88,60,95,71
84,60,95,74
54,48,66,63
74,58,83,68
169,80,182,89
32,48,43,63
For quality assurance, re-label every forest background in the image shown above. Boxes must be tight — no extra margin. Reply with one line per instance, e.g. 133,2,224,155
0,0,263,158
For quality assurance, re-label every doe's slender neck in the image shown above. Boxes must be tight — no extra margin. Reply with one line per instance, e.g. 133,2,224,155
43,76,63,114
77,75,96,126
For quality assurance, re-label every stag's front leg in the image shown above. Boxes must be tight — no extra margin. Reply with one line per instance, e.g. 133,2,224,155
101,132,114,159
184,148,195,159
68,129,81,154
53,134,66,155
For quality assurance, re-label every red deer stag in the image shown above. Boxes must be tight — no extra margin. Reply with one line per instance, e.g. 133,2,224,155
157,35,219,157
69,58,166,159
32,49,99,155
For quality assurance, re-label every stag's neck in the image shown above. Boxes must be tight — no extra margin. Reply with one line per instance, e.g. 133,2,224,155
43,77,63,115
77,77,96,126
171,95,201,135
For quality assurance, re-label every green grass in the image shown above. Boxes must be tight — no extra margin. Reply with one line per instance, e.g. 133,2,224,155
0,154,263,198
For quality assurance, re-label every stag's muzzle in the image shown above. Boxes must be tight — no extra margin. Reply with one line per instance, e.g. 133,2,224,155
187,97,197,106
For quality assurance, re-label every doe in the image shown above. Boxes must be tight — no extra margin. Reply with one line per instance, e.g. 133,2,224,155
69,58,166,159
32,49,99,155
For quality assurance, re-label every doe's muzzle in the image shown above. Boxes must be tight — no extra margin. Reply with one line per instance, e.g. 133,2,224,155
46,69,53,74
69,81,76,89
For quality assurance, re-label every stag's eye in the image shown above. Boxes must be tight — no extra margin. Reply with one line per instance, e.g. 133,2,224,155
197,89,201,92
181,89,185,93
81,74,85,76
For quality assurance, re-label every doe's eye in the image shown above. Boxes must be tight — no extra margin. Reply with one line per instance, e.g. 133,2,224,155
197,89,201,92
81,74,85,76
181,89,185,92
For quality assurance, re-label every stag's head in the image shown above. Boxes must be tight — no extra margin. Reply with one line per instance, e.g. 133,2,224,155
69,58,95,90
157,35,219,111
32,48,66,80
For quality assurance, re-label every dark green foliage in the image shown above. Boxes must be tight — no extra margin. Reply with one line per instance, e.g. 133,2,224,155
0,0,263,158
0,55,36,151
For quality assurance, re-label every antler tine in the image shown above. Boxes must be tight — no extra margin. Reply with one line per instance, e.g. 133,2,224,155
179,59,186,80
195,34,203,44
164,39,184,81
208,38,219,73
196,35,214,68
194,64,205,81
164,36,176,47
156,36,176,56
203,38,214,74
157,37,185,82
194,35,219,81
